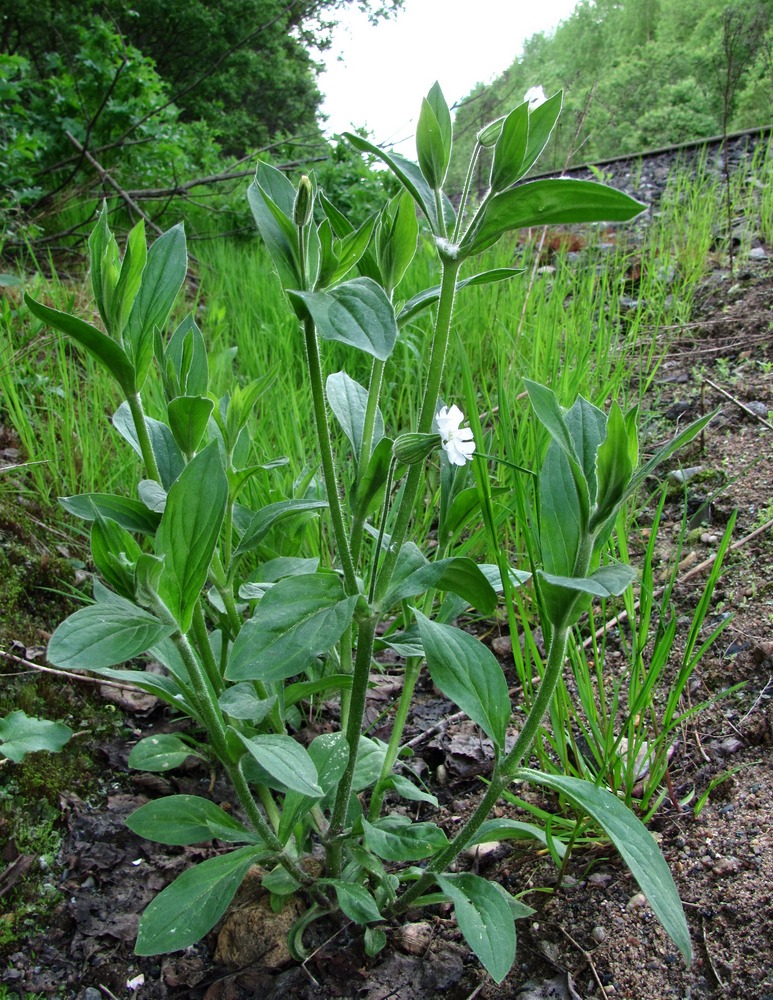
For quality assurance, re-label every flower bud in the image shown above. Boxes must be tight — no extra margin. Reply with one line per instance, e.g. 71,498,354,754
293,175,313,227
478,117,505,148
393,432,440,465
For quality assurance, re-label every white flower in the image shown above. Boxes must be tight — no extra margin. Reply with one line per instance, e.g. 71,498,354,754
126,974,145,991
524,85,547,110
436,405,475,466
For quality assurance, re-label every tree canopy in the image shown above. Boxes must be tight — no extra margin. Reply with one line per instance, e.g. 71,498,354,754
0,0,402,237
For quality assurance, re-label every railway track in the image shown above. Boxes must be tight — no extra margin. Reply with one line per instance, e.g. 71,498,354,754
529,124,773,206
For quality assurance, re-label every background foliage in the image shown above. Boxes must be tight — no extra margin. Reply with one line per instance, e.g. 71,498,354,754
2,0,773,249
448,0,773,187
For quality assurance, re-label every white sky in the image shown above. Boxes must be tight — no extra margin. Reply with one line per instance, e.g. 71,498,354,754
318,0,579,153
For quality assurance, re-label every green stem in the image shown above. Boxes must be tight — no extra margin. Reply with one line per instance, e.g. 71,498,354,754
126,391,161,483
326,614,378,875
373,258,462,603
368,657,421,821
390,623,571,914
191,600,224,696
452,143,482,244
338,623,354,729
303,315,357,595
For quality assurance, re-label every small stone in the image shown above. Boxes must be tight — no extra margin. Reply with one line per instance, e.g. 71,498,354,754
712,856,742,877
394,921,433,956
700,532,718,544
668,465,706,484
748,246,767,260
80,991,103,1000
588,872,613,888
592,925,607,943
491,635,512,657
464,840,500,859
745,400,770,419
719,737,743,754
627,892,647,909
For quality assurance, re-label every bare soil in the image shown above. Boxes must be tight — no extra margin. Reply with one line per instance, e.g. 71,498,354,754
1,259,772,1000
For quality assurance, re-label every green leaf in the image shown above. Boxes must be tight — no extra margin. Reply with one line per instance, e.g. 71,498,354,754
377,191,418,292
539,563,637,598
164,314,208,397
234,499,327,557
417,86,451,189
128,734,196,772
234,732,322,797
24,294,136,394
354,436,393,518
90,667,195,716
520,90,563,176
156,440,227,631
218,684,276,723
539,445,582,579
167,395,214,456
461,179,645,256
324,880,382,924
247,163,300,291
279,731,350,840
415,611,510,749
383,544,497,614
48,601,176,670
398,267,521,326
113,402,184,490
288,278,397,361
343,132,439,231
225,574,357,683
524,380,581,466
91,512,142,597
594,401,633,525
127,794,255,846
111,219,147,337
126,224,187,387
284,674,352,708
362,816,449,861
135,846,262,955
60,493,161,535
515,770,692,962
565,395,607,508
436,873,515,983
382,774,438,806
490,103,529,192
0,710,72,762
326,371,384,462
470,818,566,858
88,205,120,333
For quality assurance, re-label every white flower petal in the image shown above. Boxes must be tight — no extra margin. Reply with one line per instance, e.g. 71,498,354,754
524,85,547,110
436,403,476,466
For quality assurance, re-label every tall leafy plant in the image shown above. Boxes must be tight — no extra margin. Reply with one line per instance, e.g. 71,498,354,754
22,85,703,982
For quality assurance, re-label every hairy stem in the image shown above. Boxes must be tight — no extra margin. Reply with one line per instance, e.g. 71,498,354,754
303,314,357,594
326,614,378,875
374,258,461,603
126,391,161,483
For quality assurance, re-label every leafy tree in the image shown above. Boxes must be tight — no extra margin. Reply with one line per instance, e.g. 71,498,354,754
2,1,403,156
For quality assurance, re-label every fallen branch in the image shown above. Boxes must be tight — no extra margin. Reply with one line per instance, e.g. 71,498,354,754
64,132,165,236
0,648,139,692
